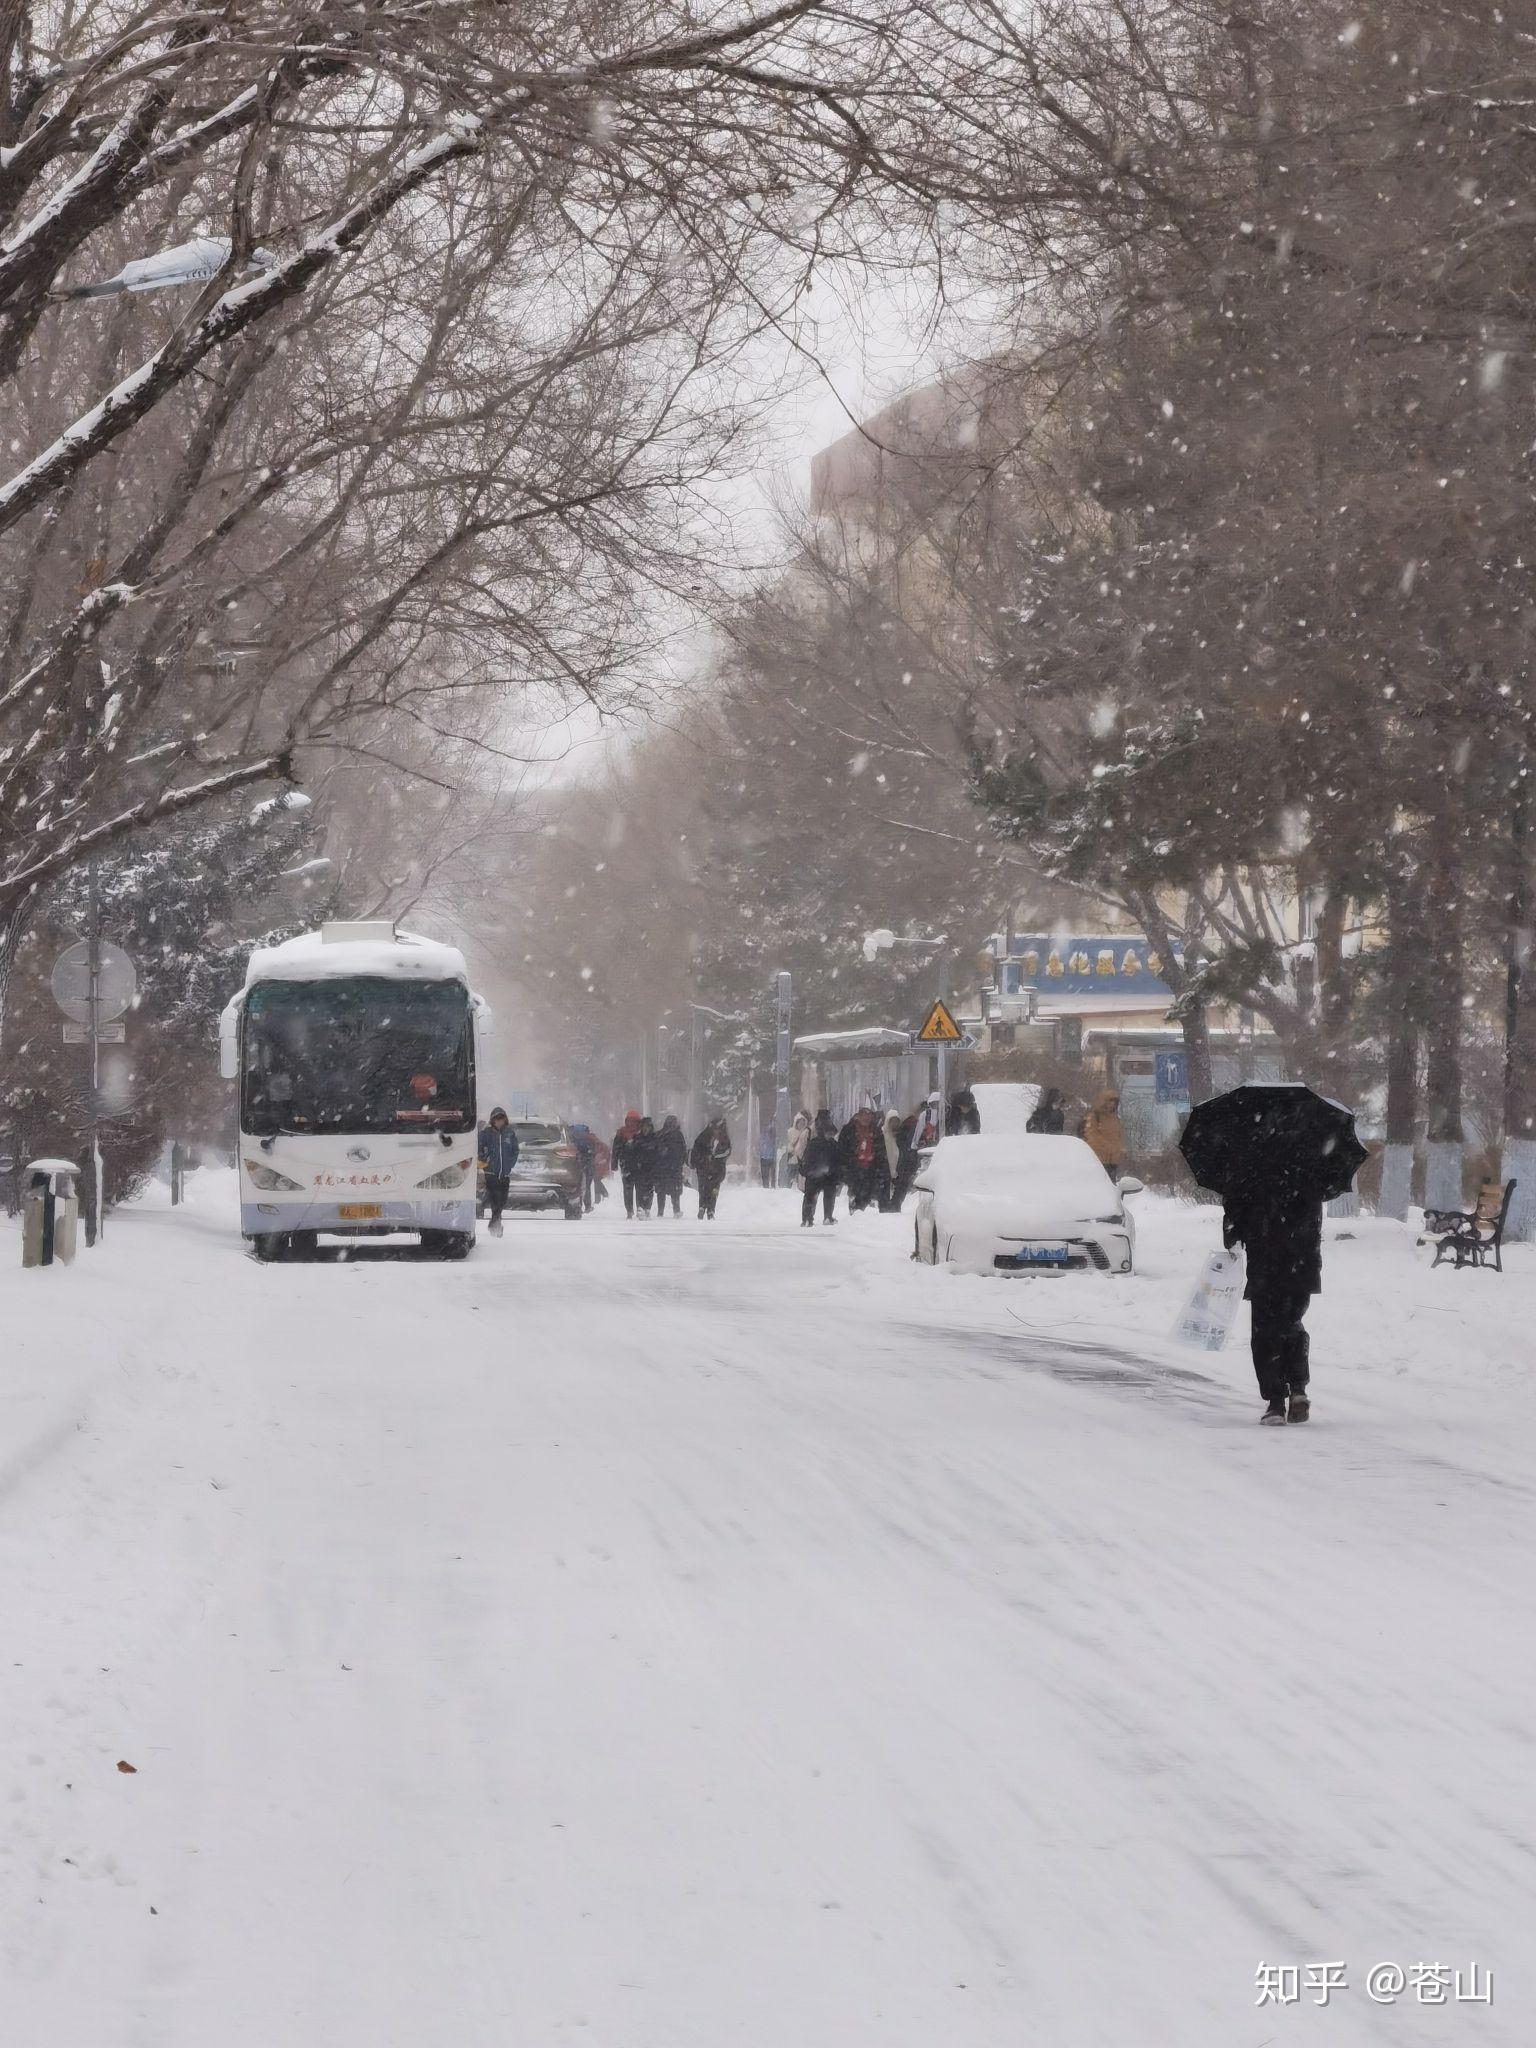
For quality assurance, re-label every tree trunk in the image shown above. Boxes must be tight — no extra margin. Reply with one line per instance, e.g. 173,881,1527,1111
1501,772,1536,1237
1130,890,1215,1105
1313,884,1356,1101
0,889,32,1055
1378,1017,1419,1220
1376,833,1428,1219
1180,1001,1215,1107
1423,834,1465,1212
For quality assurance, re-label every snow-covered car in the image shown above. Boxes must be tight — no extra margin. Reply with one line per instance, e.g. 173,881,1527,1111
476,1117,584,1221
912,1133,1142,1274
967,1080,1041,1136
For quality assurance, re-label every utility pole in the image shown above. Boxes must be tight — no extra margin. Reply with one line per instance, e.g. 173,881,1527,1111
934,948,952,1110
774,971,792,1187
689,1006,703,1137
86,859,102,1246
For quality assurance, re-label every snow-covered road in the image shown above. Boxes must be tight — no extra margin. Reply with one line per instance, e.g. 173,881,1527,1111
2,1179,1531,2045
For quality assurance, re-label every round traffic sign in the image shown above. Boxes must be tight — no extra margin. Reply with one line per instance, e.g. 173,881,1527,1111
50,940,138,1025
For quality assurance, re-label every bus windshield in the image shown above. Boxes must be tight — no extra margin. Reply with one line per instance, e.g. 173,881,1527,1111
241,976,474,1136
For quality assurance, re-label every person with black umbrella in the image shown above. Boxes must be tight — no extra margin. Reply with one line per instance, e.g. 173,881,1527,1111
1180,1084,1367,1427
1222,1184,1322,1424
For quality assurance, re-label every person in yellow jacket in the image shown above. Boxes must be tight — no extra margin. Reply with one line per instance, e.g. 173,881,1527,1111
1079,1089,1124,1181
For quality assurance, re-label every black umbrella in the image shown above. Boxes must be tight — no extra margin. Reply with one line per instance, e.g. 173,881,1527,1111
1179,1083,1368,1205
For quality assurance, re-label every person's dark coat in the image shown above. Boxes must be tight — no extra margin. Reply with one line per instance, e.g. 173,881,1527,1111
655,1116,687,1180
477,1116,520,1177
630,1118,660,1188
801,1112,841,1185
894,1111,922,1194
945,1089,981,1137
690,1120,732,1182
1222,1189,1324,1302
611,1112,642,1178
1027,1087,1066,1134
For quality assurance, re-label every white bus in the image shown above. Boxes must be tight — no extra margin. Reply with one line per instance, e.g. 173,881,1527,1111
220,921,491,1260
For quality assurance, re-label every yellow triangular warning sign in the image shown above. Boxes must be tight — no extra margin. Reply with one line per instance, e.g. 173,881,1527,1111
916,998,963,1043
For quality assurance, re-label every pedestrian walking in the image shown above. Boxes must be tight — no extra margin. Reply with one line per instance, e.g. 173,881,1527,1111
1222,1187,1323,1425
945,1087,981,1136
591,1133,611,1204
1078,1090,1124,1181
690,1115,732,1219
1180,1082,1367,1426
631,1115,660,1216
569,1121,598,1210
611,1109,645,1218
654,1113,688,1216
1027,1086,1067,1134
839,1106,890,1212
757,1117,778,1189
477,1107,520,1237
786,1111,811,1183
800,1108,840,1225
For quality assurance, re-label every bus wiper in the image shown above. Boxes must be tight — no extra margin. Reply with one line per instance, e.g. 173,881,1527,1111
258,1124,310,1149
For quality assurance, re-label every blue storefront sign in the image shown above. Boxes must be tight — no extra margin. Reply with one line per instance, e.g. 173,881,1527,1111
1154,1050,1189,1104
998,934,1178,1003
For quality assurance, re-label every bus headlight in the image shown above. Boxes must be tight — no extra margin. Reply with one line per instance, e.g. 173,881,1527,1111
243,1158,303,1192
417,1160,472,1189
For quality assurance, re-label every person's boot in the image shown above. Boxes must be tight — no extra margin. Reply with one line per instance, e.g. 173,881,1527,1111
1287,1391,1311,1424
1261,1399,1287,1426
489,1217,503,1237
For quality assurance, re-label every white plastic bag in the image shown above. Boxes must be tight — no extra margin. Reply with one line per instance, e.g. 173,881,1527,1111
1172,1247,1247,1352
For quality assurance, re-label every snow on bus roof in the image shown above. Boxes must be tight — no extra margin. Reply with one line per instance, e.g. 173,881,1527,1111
244,926,469,989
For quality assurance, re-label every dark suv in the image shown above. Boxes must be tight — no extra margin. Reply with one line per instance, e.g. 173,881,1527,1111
477,1116,584,1221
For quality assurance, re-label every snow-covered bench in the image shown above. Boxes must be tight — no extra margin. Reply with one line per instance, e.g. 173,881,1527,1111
1425,1179,1517,1273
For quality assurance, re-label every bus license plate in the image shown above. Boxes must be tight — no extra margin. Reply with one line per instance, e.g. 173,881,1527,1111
337,1202,383,1220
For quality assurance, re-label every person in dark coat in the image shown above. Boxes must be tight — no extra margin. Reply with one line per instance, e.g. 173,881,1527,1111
630,1115,660,1216
569,1122,598,1210
1026,1086,1067,1134
606,1122,643,1212
891,1108,923,1209
800,1108,840,1225
945,1087,981,1137
838,1106,890,1212
690,1115,732,1219
1222,1186,1322,1424
477,1108,520,1236
654,1113,688,1216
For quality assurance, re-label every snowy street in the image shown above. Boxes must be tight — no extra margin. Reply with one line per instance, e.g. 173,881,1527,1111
3,1180,1533,2046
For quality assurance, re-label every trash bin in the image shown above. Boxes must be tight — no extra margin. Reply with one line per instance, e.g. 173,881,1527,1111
22,1159,80,1268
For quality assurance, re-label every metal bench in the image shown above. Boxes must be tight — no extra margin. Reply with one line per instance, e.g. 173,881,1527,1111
1425,1179,1517,1272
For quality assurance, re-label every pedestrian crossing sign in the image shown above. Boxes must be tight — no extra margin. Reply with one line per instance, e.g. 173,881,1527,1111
916,999,963,1044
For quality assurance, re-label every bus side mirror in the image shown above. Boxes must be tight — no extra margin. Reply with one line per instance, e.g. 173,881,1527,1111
218,1000,240,1080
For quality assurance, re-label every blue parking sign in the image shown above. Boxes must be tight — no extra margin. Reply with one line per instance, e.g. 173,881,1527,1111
1155,1050,1189,1104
